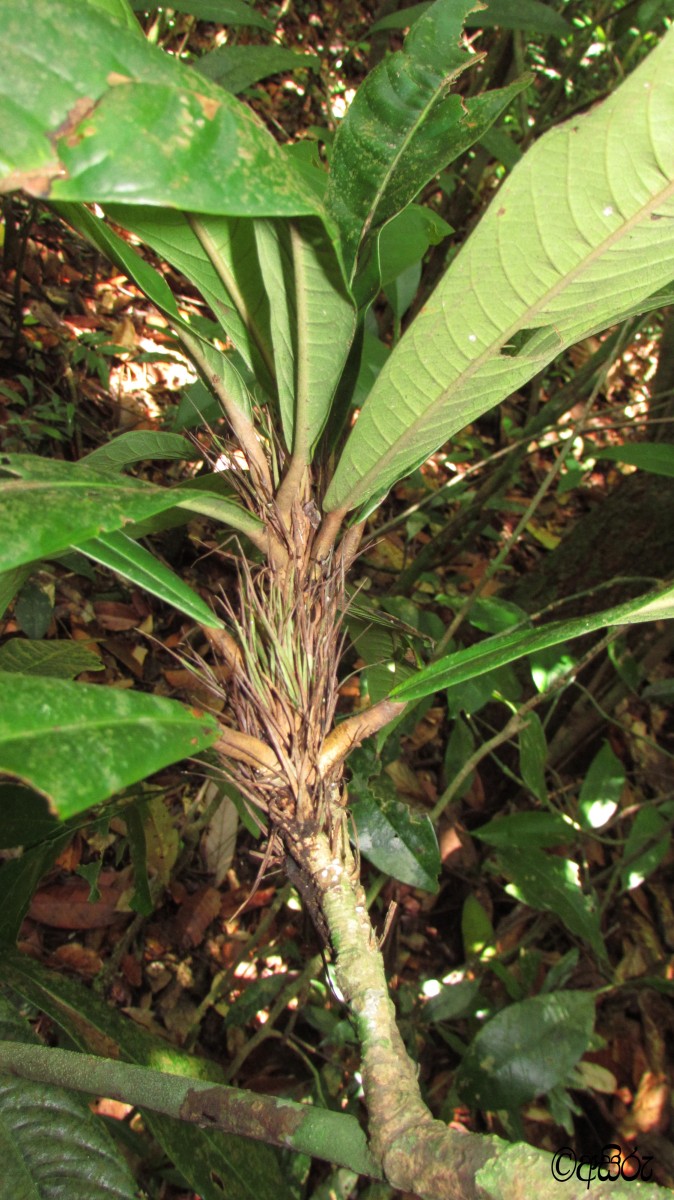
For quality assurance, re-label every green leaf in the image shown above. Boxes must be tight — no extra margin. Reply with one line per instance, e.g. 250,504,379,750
351,331,390,407
105,207,272,399
82,431,197,472
423,978,480,1023
350,775,440,892
475,811,573,850
620,805,672,891
326,0,528,279
454,991,595,1110
443,717,475,801
172,378,222,430
89,0,142,33
4,953,295,1200
0,994,138,1200
354,204,453,308
0,783,61,849
132,0,274,29
519,713,547,801
0,454,195,571
0,639,103,678
173,484,265,541
371,0,570,36
479,125,522,170
497,848,607,963
0,673,219,818
124,801,154,916
468,596,530,635
253,220,297,443
197,45,319,93
77,530,224,628
578,742,625,830
0,566,32,620
0,453,264,573
14,580,53,639
461,894,494,958
325,29,674,512
389,583,674,703
597,443,674,477
0,0,321,221
466,0,570,34
285,219,355,458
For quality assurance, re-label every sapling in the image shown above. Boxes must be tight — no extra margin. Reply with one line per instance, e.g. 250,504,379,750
2,2,674,1196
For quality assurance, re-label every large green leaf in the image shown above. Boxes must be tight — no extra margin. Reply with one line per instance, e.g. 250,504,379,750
497,849,606,963
4,953,294,1200
350,775,440,892
81,430,196,472
130,0,275,29
598,443,674,477
251,218,355,454
389,583,674,704
454,991,595,1111
325,28,674,513
105,206,276,398
285,219,355,458
326,0,528,280
0,454,193,570
196,44,320,94
0,0,321,221
371,0,570,37
0,454,264,572
0,673,219,818
0,994,138,1200
0,639,103,678
77,530,224,628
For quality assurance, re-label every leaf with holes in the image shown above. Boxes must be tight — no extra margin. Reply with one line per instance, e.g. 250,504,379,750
0,0,322,222
350,775,440,892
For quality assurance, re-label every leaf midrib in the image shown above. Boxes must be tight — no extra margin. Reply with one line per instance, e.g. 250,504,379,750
346,171,674,509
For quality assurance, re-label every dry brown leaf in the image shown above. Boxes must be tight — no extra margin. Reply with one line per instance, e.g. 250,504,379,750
201,787,238,886
174,885,222,949
48,943,103,978
144,794,180,888
629,1071,671,1135
29,868,132,929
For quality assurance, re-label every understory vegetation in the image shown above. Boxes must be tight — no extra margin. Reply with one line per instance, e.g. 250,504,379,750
1,1,674,1198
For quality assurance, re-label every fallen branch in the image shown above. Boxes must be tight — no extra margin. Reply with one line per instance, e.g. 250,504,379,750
0,1041,380,1180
